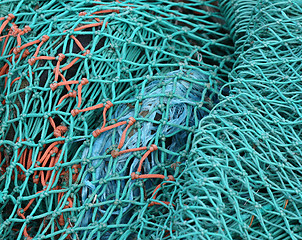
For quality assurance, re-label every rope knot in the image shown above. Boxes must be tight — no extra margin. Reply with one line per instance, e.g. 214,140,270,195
54,125,68,138
23,25,31,33
7,14,15,21
128,117,136,126
131,172,140,180
28,58,36,66
92,129,101,138
50,82,58,91
68,90,77,98
105,101,113,109
41,35,50,42
111,150,119,158
17,208,23,217
13,47,20,55
149,144,158,152
81,78,89,85
57,53,65,62
71,109,80,117
23,49,30,57
50,147,59,155
167,175,175,181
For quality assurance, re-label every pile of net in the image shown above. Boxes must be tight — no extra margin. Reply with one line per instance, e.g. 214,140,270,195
0,0,301,239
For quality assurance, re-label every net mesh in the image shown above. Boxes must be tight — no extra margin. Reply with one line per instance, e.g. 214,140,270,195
0,0,301,239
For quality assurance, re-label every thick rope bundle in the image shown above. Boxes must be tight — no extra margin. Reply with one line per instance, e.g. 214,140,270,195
0,1,233,239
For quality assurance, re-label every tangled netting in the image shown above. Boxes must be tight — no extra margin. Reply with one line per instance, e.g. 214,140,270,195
0,0,301,239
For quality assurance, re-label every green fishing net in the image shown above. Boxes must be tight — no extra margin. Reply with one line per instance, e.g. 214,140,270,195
0,0,301,239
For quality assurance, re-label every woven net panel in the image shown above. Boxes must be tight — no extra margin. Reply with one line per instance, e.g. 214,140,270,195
146,0,302,239
0,0,233,239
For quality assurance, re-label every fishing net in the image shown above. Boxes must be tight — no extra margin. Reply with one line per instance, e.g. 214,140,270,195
141,0,302,239
0,0,300,239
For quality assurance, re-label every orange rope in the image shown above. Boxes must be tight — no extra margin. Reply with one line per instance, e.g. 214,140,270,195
117,117,136,149
74,22,106,31
33,35,49,58
76,78,89,108
136,144,158,173
13,39,40,54
0,14,15,35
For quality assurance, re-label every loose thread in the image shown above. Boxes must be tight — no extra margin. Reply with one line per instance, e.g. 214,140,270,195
1,32,11,56
249,215,255,228
284,199,289,209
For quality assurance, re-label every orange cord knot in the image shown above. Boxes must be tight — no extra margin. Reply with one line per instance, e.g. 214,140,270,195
105,100,113,109
54,125,68,137
50,147,59,155
128,117,136,126
23,49,30,57
13,47,20,54
50,82,58,91
167,175,175,181
111,149,119,158
41,35,50,42
149,144,158,152
57,53,65,62
17,208,24,217
92,129,101,138
81,78,89,85
131,172,140,180
79,11,87,16
28,58,36,66
71,109,80,117
54,129,61,138
68,90,77,98
23,25,31,33
7,14,15,21
72,164,81,173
